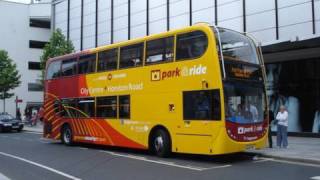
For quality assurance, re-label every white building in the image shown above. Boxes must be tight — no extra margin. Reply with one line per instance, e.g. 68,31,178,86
52,0,320,134
0,0,51,116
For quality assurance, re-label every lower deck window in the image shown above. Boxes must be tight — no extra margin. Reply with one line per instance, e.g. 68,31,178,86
96,96,117,118
183,89,221,120
119,95,130,119
78,98,95,117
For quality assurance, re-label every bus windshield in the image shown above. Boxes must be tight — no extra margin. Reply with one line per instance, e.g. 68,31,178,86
216,28,259,65
224,82,265,124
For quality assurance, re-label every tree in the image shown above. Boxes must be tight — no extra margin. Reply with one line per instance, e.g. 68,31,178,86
0,50,21,112
40,28,74,81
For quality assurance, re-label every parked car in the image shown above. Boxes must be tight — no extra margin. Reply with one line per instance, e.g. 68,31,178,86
0,113,24,132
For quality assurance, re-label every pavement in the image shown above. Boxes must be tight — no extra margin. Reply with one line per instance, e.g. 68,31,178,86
23,123,43,133
248,136,320,165
0,132,319,180
22,124,320,166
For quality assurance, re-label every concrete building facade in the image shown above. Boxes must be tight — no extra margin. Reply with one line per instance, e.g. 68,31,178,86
0,0,51,116
52,0,320,134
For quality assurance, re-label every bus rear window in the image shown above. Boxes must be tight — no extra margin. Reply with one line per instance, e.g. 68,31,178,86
46,61,61,79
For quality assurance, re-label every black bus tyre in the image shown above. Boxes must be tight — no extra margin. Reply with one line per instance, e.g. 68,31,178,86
152,129,171,157
61,125,73,146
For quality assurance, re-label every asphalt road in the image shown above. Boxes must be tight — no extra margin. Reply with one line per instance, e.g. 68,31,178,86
0,131,319,180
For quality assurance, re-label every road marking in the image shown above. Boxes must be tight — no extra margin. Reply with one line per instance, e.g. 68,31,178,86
253,157,274,163
100,150,231,171
79,147,88,150
270,159,320,168
23,131,42,135
39,141,51,144
0,173,10,180
0,152,81,180
311,176,320,180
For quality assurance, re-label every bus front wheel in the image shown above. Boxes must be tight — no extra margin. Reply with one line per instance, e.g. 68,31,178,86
152,129,171,157
61,125,73,146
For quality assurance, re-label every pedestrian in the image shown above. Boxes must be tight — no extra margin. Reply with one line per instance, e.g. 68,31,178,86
276,105,289,148
37,106,44,124
31,112,38,126
16,108,21,120
268,110,275,148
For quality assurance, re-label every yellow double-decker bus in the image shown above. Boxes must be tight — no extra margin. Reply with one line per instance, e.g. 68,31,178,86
44,23,268,157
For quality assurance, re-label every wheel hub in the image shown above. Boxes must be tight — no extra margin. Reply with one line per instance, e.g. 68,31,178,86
155,136,164,152
64,129,71,143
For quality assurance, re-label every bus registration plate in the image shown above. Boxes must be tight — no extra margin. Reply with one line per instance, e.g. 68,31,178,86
246,144,255,150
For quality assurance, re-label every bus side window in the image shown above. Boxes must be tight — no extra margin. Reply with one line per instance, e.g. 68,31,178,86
146,36,174,65
183,90,221,120
119,95,130,119
61,58,77,77
78,98,95,117
96,96,117,118
78,54,96,74
176,31,208,61
97,48,118,72
61,99,78,118
46,61,61,79
120,43,143,69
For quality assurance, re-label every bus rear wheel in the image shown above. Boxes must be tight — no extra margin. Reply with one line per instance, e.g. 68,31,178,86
152,129,171,157
61,125,73,146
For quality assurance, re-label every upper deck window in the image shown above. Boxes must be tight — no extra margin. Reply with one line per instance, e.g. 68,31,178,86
78,54,96,74
46,61,61,79
146,36,174,65
176,31,208,60
120,43,143,69
217,28,259,65
61,58,77,76
98,48,118,72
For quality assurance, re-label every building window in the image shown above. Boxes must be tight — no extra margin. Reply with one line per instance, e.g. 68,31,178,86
97,48,118,72
78,98,95,117
120,43,143,69
61,58,77,76
28,61,41,70
46,61,61,79
29,40,48,49
29,19,51,29
28,83,43,92
146,36,174,65
119,95,130,119
183,89,221,120
176,31,208,60
96,96,117,118
78,54,96,74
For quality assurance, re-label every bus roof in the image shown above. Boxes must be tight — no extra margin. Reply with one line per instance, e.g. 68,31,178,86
46,23,213,65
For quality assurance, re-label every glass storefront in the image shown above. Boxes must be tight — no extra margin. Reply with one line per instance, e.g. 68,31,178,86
266,59,320,133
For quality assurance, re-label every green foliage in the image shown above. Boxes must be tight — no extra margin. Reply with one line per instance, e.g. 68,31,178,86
0,50,21,99
40,28,74,80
